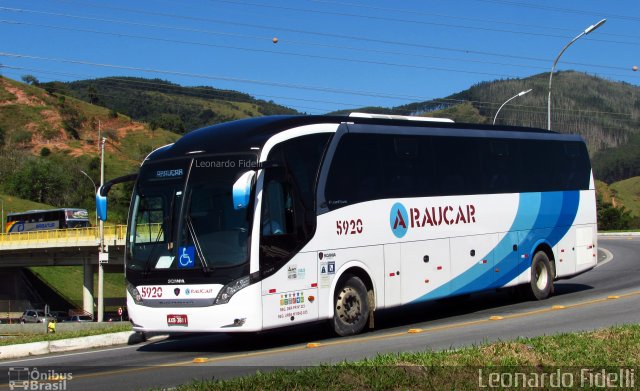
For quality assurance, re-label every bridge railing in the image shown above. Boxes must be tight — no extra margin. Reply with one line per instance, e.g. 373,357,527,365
0,225,128,247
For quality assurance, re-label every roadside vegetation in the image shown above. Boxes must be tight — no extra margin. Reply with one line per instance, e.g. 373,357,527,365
176,324,640,390
0,323,132,346
0,76,179,224
596,179,640,230
28,266,125,310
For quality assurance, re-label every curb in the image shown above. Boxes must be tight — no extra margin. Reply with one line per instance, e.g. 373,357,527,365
0,331,150,360
598,232,640,237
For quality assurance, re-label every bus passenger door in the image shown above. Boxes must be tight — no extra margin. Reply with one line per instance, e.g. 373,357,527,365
383,244,401,308
400,239,450,304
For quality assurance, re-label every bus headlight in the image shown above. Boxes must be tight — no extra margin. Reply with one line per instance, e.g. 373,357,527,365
127,282,143,304
215,276,250,305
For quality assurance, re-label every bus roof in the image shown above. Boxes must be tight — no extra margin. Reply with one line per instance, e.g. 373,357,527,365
146,114,577,162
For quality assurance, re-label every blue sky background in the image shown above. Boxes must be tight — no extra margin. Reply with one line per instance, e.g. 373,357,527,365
1,0,638,114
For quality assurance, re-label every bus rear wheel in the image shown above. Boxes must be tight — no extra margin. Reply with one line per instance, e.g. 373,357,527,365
331,274,369,336
528,251,553,300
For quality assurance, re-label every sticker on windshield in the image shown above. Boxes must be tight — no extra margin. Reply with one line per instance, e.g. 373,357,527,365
155,255,174,269
178,246,195,268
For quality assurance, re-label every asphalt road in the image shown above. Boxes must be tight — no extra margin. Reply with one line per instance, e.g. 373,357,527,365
1,236,638,390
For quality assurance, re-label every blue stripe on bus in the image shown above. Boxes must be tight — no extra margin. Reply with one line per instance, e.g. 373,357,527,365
410,190,580,303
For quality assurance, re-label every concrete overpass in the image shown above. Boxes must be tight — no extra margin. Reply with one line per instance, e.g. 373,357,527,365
0,225,127,315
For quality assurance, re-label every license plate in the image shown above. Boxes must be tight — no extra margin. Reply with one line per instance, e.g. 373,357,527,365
167,314,188,326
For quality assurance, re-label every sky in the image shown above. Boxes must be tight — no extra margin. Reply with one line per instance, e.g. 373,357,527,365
0,0,639,114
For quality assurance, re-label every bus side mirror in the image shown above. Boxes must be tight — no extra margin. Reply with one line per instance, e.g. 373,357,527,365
232,171,255,210
96,187,107,221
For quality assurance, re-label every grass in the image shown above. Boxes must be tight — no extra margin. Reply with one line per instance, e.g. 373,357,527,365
28,266,125,310
0,323,132,346
0,104,43,133
120,127,180,162
0,193,53,216
610,176,640,217
173,324,640,390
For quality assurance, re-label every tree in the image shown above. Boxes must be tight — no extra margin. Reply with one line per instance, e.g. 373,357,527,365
596,193,635,230
21,74,40,85
87,85,100,105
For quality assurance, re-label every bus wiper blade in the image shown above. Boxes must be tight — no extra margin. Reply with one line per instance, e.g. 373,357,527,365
143,224,165,277
185,216,212,274
167,191,176,250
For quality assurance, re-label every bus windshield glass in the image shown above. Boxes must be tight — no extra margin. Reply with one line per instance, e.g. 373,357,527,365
127,154,256,272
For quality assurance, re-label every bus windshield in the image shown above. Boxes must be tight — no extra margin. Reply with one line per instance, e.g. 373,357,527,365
127,155,255,273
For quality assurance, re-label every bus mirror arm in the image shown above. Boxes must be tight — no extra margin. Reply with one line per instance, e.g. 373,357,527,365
98,173,138,197
96,173,138,221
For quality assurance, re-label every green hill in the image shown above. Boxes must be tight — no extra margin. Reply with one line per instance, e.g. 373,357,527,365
609,177,640,218
0,76,180,223
41,77,299,134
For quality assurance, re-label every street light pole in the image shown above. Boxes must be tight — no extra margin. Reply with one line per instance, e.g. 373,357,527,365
493,89,532,125
98,137,106,322
547,19,606,130
79,170,98,228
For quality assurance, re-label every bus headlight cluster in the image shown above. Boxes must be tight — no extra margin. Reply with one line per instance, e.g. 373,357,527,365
215,276,250,305
127,282,143,304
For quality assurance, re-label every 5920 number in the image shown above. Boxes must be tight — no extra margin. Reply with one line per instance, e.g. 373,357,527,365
336,219,363,235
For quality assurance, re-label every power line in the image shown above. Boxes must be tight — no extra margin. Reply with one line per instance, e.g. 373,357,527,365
473,0,640,23
2,19,550,80
0,18,539,75
0,64,384,110
14,3,631,69
2,10,636,83
0,8,557,72
2,63,635,119
209,0,639,46
0,51,433,101
308,0,639,40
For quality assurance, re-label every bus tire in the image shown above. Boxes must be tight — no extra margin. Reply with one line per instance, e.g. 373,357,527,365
331,274,369,337
529,251,553,300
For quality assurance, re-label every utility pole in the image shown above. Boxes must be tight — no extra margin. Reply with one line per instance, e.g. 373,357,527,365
97,137,106,322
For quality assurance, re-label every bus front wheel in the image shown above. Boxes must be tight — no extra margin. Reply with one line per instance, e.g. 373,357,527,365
529,251,553,300
331,274,369,336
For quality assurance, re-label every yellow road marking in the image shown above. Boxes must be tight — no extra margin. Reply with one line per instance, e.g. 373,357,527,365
306,343,321,348
11,289,639,386
407,328,423,333
489,316,504,321
552,305,566,310
192,357,209,363
608,295,620,299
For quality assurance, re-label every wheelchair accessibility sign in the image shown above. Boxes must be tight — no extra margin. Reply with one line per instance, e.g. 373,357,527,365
178,246,195,268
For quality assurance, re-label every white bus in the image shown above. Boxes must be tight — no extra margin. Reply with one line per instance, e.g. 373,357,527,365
98,114,597,336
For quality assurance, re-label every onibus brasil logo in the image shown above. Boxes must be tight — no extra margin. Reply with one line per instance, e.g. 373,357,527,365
8,367,72,390
390,202,477,238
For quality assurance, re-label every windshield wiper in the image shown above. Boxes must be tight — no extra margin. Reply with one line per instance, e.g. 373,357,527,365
143,223,165,276
185,215,212,274
166,191,177,250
